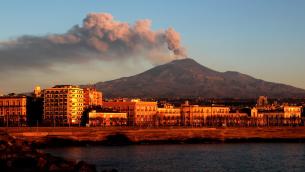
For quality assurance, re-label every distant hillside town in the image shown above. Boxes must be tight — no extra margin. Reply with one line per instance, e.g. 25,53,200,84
0,85,304,127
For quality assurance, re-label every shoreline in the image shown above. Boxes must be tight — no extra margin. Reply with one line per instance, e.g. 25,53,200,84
4,127,305,147
2,127,305,171
0,130,98,172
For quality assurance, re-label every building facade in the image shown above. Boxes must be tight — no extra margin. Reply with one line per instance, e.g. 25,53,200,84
83,87,103,108
251,106,302,126
284,106,302,118
156,104,181,126
0,95,27,126
88,111,127,126
103,99,157,126
43,85,84,126
103,100,244,127
180,101,230,126
251,106,302,119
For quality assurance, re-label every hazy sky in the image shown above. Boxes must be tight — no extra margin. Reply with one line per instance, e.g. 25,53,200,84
0,0,305,94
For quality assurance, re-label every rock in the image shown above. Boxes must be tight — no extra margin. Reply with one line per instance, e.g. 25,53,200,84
12,156,37,169
101,169,118,172
73,161,97,172
7,141,13,146
49,163,60,171
0,143,6,151
0,159,8,171
37,157,48,169
0,130,98,172
59,162,73,170
6,160,12,168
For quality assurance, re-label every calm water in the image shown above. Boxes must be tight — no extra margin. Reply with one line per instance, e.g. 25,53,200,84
44,143,305,172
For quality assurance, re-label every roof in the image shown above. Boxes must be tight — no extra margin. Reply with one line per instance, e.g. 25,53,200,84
52,85,79,88
0,95,27,99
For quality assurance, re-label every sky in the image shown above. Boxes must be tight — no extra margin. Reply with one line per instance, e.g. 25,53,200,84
0,0,305,94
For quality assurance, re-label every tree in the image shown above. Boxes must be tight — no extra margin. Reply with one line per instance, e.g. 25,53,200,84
80,105,104,126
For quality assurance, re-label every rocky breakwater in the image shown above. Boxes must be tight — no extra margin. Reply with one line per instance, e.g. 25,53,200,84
0,130,97,172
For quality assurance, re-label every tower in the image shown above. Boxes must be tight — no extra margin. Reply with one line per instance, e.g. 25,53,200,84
34,86,42,98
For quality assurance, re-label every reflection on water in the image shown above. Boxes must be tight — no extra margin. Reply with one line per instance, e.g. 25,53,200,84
44,143,305,172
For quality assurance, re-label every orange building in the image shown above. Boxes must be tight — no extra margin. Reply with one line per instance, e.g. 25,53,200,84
88,111,127,127
156,104,181,126
0,95,27,126
181,101,230,126
103,99,157,126
250,106,302,126
251,106,302,119
83,87,102,107
284,106,302,118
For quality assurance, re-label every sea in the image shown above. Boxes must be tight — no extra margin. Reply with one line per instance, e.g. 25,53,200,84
43,143,305,172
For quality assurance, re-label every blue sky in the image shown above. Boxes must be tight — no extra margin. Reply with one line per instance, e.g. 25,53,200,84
0,0,305,93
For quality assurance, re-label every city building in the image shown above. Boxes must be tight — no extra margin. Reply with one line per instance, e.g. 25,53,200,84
83,87,103,108
180,101,230,126
88,110,127,126
43,85,84,126
103,99,157,126
251,106,302,118
156,104,181,126
0,95,27,126
284,106,302,118
251,106,302,126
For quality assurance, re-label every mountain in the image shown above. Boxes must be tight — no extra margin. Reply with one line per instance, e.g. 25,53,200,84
94,58,305,98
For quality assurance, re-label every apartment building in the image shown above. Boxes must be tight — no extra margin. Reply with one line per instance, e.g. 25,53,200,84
43,85,84,126
0,95,27,126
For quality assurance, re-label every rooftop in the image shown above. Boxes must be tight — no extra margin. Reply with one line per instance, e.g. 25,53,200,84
52,85,80,88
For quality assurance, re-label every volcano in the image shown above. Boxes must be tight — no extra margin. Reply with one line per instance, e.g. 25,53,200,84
94,58,305,98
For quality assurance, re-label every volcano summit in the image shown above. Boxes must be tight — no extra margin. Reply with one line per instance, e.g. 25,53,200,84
94,58,305,98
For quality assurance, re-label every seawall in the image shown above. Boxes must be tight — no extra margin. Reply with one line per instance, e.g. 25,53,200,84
3,127,305,146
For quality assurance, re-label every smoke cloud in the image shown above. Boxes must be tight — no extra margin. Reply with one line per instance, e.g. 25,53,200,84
0,13,187,71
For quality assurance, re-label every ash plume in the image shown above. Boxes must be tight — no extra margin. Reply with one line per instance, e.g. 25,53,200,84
0,13,187,71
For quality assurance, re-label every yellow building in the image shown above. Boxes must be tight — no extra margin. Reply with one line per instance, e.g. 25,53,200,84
103,99,157,126
88,111,127,126
156,104,181,126
0,95,27,126
43,85,84,126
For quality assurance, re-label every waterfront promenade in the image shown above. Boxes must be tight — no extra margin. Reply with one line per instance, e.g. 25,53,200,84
3,127,305,145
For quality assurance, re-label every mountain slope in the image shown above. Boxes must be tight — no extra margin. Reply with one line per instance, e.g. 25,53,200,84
94,58,305,98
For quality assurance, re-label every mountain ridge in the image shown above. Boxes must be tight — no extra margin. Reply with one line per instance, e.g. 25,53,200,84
94,58,305,98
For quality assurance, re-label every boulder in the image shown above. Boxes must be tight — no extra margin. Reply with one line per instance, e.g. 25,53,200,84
73,161,97,172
